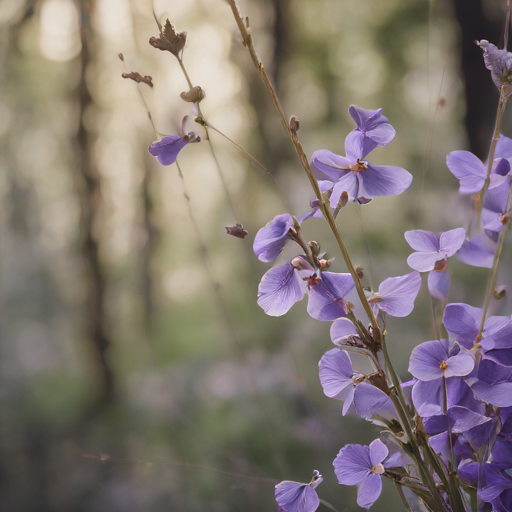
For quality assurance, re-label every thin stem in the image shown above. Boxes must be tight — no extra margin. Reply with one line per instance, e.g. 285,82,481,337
476,87,508,216
205,122,291,211
174,56,241,222
469,487,478,512
226,0,380,337
479,187,512,332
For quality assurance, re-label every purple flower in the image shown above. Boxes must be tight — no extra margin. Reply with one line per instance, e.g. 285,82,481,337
306,271,355,321
257,258,354,320
408,339,474,381
477,40,512,90
311,107,411,205
466,357,512,407
253,214,296,262
148,135,191,165
333,439,401,509
412,377,483,418
275,470,322,512
424,406,496,451
442,303,512,351
344,105,396,159
367,271,421,317
319,348,360,415
405,228,466,272
445,151,507,194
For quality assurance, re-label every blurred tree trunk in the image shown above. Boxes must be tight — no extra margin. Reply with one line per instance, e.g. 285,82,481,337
141,147,158,334
452,0,502,159
75,0,114,409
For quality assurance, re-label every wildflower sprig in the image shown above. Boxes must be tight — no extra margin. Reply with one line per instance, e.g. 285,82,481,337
142,5,512,512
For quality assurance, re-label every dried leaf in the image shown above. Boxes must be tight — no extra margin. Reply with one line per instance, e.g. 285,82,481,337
149,19,187,57
122,72,153,88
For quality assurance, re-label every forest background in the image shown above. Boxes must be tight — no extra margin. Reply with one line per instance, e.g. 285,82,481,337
1,0,510,511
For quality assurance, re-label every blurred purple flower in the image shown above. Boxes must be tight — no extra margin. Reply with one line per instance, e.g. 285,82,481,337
148,135,191,165
408,339,474,381
275,470,322,512
333,439,401,509
367,271,421,317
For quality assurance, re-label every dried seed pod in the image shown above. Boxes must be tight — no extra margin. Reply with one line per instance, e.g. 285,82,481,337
180,86,206,103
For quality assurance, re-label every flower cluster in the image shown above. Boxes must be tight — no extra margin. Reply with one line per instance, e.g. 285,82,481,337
261,95,512,511
145,22,512,512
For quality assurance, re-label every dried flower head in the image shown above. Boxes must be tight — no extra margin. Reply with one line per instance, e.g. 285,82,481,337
149,20,187,57
180,86,206,103
225,224,248,239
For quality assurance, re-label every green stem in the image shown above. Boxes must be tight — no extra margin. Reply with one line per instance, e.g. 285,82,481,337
394,482,412,512
479,187,512,333
477,87,508,216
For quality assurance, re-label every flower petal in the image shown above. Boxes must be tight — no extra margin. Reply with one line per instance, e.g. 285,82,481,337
358,164,413,198
442,303,481,349
257,262,305,316
333,444,372,485
446,150,486,194
428,270,450,302
376,271,421,317
318,348,354,400
307,272,354,321
310,150,352,182
439,227,466,257
275,481,320,512
369,439,388,466
253,214,295,262
148,135,189,165
404,230,440,252
409,339,450,381
357,473,382,509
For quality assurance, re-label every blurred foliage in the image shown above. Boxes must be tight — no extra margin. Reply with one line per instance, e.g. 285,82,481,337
1,0,511,511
